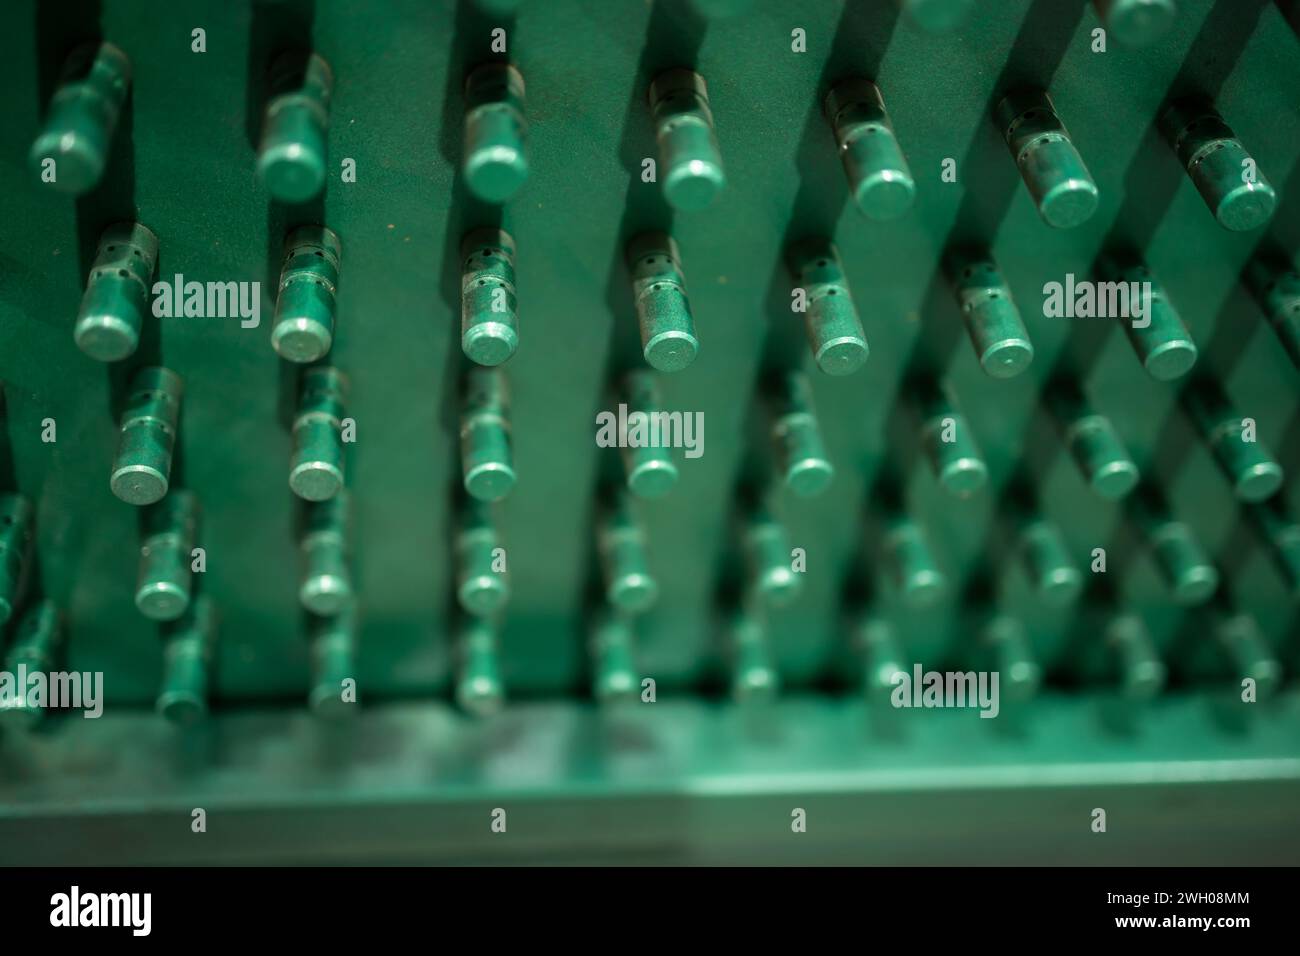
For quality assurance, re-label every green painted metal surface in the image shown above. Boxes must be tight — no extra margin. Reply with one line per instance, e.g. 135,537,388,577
1,0,1299,863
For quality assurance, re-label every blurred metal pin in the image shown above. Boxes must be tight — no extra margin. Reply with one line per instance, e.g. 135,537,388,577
0,601,64,728
308,608,358,718
598,490,658,615
788,239,869,375
111,367,183,506
770,371,834,498
289,366,348,502
591,611,640,705
135,491,199,621
457,616,505,717
157,596,218,724
461,368,517,502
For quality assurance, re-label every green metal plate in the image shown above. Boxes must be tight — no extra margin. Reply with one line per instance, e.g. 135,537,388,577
2,0,1300,865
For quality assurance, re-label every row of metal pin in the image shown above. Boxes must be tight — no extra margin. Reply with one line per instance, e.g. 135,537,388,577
11,254,1300,719
39,21,1292,374
29,1,1214,208
2,362,1296,720
15,0,1294,718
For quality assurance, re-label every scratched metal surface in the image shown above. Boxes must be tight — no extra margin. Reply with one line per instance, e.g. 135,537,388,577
0,0,1298,706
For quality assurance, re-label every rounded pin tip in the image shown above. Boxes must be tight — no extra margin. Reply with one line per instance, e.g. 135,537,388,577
257,143,327,205
157,690,207,725
458,675,505,717
1104,0,1178,47
75,312,140,363
938,456,988,497
300,573,353,616
135,580,190,621
627,459,678,499
815,336,869,376
1172,564,1219,605
464,460,517,502
979,338,1034,378
271,317,333,363
1040,566,1084,606
1143,338,1198,381
663,159,726,212
289,460,344,502
1215,181,1277,232
643,329,699,372
30,130,105,195
111,464,169,506
1040,177,1100,229
459,574,508,616
610,573,658,614
853,167,916,221
462,321,518,367
785,457,834,498
464,143,529,204
1235,461,1284,502
1091,459,1140,500
902,569,947,608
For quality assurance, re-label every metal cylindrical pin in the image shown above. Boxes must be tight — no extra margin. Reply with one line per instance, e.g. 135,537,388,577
895,0,975,32
457,617,505,716
591,612,639,704
1104,260,1198,381
1183,383,1284,502
74,222,159,362
649,68,726,212
1248,501,1300,596
1150,521,1218,605
950,255,1033,379
598,491,658,614
627,233,699,373
461,368,516,502
789,240,869,375
730,611,779,702
620,371,678,498
456,499,509,617
984,616,1041,701
996,89,1100,230
917,385,988,497
1018,518,1082,607
824,77,916,221
1160,100,1277,232
157,596,218,724
1105,615,1166,701
308,608,358,718
883,517,947,608
111,366,183,506
460,228,519,366
1132,496,1218,604
1216,614,1281,698
289,366,348,502
135,491,198,621
0,495,35,627
742,504,800,607
858,617,906,698
463,62,529,203
299,491,352,616
272,225,341,363
1093,0,1178,46
29,42,131,195
0,601,63,728
1049,388,1139,500
1259,268,1300,369
256,52,333,204
770,371,834,497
